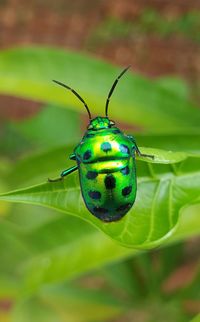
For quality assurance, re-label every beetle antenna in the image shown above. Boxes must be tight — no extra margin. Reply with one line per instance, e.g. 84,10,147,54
105,66,130,118
53,80,92,120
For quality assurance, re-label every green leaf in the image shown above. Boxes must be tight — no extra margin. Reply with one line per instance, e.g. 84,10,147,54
135,132,200,154
1,201,199,295
0,208,135,293
5,131,200,189
1,147,199,250
156,76,190,99
190,314,200,322
0,47,199,132
0,103,80,160
9,104,80,151
0,123,31,158
101,261,139,298
0,220,30,275
6,145,76,188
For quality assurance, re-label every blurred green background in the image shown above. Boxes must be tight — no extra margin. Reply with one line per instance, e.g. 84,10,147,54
0,1,200,321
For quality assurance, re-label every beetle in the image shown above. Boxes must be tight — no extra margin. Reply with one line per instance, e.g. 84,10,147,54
49,66,154,222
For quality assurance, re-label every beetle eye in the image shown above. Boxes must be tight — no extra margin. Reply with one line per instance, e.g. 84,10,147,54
110,120,115,126
88,124,93,130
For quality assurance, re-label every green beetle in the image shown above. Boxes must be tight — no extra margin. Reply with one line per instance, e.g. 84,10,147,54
49,67,153,222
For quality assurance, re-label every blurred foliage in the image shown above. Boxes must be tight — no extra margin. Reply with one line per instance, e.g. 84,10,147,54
88,10,200,47
0,46,199,322
0,47,200,132
139,10,200,42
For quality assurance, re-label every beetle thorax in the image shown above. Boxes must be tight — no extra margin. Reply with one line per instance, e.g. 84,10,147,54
88,117,114,130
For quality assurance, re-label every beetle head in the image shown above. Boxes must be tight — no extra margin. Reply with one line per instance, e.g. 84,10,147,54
88,117,115,130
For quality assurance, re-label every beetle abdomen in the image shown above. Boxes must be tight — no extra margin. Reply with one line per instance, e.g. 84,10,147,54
79,158,136,222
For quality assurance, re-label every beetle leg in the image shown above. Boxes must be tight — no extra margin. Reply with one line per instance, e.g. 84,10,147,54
69,153,76,160
126,134,134,140
135,145,154,159
128,135,154,159
48,165,78,182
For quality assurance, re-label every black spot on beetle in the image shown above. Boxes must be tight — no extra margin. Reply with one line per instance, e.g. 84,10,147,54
86,171,98,179
119,144,130,154
101,142,112,152
88,190,101,200
93,206,108,214
117,203,132,212
122,186,132,196
83,150,91,160
120,166,130,175
104,174,116,189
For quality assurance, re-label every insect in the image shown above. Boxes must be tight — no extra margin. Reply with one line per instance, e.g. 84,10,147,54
49,66,154,222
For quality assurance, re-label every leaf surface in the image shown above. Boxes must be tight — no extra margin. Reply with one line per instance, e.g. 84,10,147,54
1,147,199,249
0,47,199,132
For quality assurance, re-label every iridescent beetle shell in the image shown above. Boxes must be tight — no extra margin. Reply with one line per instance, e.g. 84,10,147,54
49,67,153,222
74,117,137,222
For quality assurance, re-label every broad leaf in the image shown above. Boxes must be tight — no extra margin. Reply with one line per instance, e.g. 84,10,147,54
135,132,200,154
0,47,199,132
5,132,200,189
0,104,80,158
0,209,135,293
1,202,199,294
1,147,199,249
9,104,80,150
190,314,200,322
